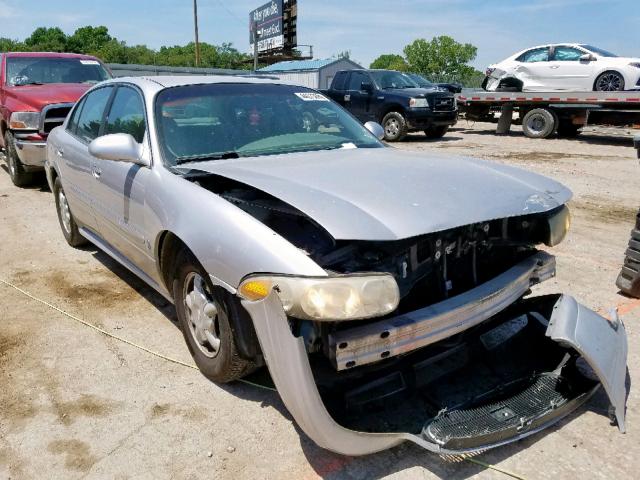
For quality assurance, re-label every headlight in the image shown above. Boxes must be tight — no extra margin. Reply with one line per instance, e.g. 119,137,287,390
238,273,400,321
545,205,571,247
9,111,40,130
629,62,640,69
409,98,429,108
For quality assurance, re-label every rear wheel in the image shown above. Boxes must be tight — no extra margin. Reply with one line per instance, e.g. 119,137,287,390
424,126,449,139
53,177,87,247
173,249,255,383
521,108,558,139
595,71,625,91
4,131,33,187
382,112,408,142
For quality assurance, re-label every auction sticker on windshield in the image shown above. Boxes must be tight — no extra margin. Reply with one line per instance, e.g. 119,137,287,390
295,92,330,101
80,60,100,65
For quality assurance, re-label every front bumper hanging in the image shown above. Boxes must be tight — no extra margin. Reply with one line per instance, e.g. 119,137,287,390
242,288,627,456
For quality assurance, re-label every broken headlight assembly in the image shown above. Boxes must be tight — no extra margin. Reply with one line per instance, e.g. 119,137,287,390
9,111,41,130
238,273,400,321
545,204,571,246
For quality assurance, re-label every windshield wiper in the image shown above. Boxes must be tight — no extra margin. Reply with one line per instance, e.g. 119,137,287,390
175,151,240,165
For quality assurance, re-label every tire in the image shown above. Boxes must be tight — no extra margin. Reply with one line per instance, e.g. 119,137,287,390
381,111,408,142
496,79,523,92
173,249,255,383
594,71,625,92
424,125,449,139
53,177,87,247
521,108,558,139
4,131,34,187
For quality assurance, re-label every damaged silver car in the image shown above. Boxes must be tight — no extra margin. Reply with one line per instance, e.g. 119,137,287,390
45,76,628,457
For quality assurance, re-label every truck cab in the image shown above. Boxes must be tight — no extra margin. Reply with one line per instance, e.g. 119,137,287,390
0,52,112,186
322,69,458,141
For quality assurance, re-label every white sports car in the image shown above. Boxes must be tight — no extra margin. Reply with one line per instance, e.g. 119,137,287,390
483,43,640,92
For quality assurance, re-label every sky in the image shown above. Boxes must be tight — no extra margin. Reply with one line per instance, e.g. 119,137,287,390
1,0,639,69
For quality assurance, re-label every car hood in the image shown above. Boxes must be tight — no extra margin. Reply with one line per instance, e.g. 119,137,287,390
382,87,445,98
5,83,90,111
187,148,572,241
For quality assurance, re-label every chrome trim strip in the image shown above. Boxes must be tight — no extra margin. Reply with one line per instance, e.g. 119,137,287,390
331,251,555,371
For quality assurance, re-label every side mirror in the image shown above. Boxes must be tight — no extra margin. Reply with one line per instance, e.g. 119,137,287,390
360,82,373,93
579,53,596,62
364,121,385,141
634,135,640,159
89,133,148,166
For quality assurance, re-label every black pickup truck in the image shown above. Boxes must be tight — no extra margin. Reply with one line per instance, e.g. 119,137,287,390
321,69,458,141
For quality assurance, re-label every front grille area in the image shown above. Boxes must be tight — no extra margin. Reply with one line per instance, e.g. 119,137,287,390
41,104,73,135
422,373,595,450
432,96,456,112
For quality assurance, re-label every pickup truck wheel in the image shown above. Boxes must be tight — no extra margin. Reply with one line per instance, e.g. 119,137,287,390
53,177,87,247
382,112,408,142
4,131,33,187
424,126,449,139
521,108,558,139
174,250,255,383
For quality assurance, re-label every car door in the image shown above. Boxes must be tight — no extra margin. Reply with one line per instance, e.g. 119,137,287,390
513,47,553,90
345,71,375,122
547,46,596,90
55,85,114,234
90,84,153,274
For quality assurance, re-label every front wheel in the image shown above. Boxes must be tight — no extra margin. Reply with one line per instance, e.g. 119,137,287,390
424,126,449,139
173,249,255,383
381,112,408,142
53,177,87,247
595,71,625,91
4,131,34,187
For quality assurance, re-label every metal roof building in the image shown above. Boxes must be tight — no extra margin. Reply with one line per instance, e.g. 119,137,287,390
258,57,363,89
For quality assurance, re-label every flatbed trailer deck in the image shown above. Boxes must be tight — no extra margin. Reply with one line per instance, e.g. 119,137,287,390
457,91,640,138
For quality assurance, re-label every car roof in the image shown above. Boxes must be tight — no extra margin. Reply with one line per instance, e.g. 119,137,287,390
2,51,101,59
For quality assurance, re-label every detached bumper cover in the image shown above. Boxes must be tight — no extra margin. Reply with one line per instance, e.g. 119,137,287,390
242,292,627,456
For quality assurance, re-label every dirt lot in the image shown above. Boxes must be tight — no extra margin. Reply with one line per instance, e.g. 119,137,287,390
1,122,639,479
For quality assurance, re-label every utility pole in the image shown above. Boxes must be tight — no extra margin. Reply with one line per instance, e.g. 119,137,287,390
252,21,260,72
193,0,201,67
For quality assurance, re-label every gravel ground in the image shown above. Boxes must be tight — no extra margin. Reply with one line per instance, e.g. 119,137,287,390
1,122,639,479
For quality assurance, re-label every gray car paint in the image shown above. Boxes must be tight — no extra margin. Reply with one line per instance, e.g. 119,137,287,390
184,149,572,241
46,75,626,456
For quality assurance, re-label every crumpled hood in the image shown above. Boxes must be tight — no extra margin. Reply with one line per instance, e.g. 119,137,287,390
188,148,572,241
5,83,90,111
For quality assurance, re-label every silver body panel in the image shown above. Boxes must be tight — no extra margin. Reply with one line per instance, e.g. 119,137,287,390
331,251,555,370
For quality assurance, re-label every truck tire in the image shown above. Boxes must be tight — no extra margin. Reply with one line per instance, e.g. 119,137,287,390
617,224,640,298
382,112,408,142
53,177,87,247
4,131,34,187
424,126,449,139
521,108,558,139
173,248,256,383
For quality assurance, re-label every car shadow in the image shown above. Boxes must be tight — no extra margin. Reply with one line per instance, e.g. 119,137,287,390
0,164,50,191
89,244,626,479
401,135,464,144
467,128,637,147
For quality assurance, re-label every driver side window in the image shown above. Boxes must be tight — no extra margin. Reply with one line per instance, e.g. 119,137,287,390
104,86,146,143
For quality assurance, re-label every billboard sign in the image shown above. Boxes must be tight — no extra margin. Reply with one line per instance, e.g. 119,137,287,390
249,0,284,53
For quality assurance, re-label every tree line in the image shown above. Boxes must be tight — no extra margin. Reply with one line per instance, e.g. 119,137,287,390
0,26,253,69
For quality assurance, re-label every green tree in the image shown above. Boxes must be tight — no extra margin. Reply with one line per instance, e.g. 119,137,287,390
67,26,112,55
0,38,26,52
24,27,67,52
370,54,409,71
404,35,477,79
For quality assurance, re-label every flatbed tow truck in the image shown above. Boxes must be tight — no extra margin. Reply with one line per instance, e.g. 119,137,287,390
457,90,640,138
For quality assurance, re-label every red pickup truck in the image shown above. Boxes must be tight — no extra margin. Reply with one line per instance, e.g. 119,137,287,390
0,52,112,186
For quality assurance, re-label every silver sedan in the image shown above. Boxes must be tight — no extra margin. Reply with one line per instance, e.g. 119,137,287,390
45,76,627,457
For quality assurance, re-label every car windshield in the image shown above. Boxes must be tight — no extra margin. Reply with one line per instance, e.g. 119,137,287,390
580,45,619,58
156,83,383,166
6,57,111,86
407,73,433,87
369,71,419,89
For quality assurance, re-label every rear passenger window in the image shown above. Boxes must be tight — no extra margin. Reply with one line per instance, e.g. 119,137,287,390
66,97,86,135
76,86,113,142
105,86,146,143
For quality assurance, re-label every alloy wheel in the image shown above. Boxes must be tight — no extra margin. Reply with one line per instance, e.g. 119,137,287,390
596,72,624,91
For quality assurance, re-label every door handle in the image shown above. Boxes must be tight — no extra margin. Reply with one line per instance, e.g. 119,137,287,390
55,148,64,157
344,94,351,102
